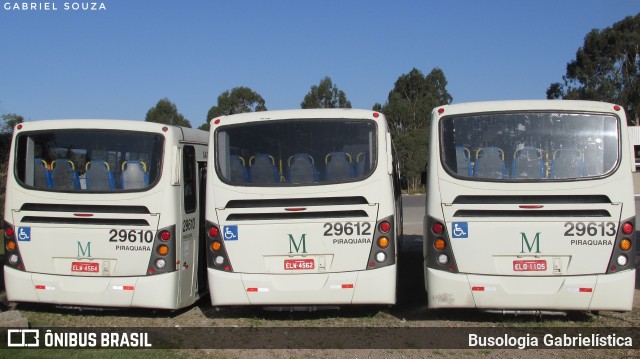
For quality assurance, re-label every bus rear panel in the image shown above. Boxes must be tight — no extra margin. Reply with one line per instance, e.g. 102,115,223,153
425,101,636,312
206,109,401,306
4,120,208,309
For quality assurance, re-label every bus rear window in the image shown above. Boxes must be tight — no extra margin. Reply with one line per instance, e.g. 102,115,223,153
15,130,164,192
216,119,377,185
440,112,619,181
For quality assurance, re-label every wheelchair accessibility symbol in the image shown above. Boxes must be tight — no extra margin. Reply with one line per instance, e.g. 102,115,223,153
223,226,238,241
451,222,468,238
17,227,31,241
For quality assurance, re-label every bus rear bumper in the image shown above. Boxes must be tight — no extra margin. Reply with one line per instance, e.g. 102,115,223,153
426,268,635,311
208,265,397,306
3,267,185,309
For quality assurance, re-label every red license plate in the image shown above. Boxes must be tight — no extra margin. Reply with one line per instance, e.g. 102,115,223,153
284,259,315,270
513,259,547,272
71,262,99,273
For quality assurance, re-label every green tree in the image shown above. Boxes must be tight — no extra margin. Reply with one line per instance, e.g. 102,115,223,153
300,76,352,109
547,13,640,124
1,113,24,133
379,67,452,137
145,98,191,127
202,87,267,131
376,67,452,191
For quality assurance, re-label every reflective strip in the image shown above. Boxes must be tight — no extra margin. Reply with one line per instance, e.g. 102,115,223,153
35,285,55,290
113,285,135,291
567,287,593,293
247,288,269,292
471,286,496,292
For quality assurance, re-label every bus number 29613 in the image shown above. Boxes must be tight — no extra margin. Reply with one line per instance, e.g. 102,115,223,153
109,229,154,243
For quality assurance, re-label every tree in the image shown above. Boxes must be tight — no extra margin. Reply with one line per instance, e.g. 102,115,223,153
376,67,452,191
547,13,640,124
379,68,452,137
202,87,267,131
1,113,24,133
145,98,191,127
300,76,352,109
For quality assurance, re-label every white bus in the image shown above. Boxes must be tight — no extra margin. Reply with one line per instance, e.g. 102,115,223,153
424,100,636,313
205,109,404,306
3,120,209,309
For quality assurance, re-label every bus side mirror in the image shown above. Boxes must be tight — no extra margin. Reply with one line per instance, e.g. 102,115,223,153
420,171,427,187
400,176,408,190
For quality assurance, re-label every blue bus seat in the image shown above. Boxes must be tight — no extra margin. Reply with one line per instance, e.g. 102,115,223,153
85,161,116,190
51,160,81,190
121,160,149,189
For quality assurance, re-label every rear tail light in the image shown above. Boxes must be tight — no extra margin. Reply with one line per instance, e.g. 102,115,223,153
159,230,171,241
206,221,233,272
426,218,458,273
432,222,444,235
607,217,635,273
367,216,396,270
378,221,391,233
620,238,632,251
157,244,169,256
146,225,176,276
3,223,25,271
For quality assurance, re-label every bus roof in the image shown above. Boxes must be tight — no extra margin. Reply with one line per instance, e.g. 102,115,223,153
434,100,625,117
210,108,384,125
12,119,209,144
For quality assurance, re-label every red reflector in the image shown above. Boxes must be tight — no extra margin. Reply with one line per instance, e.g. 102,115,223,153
247,288,258,292
379,221,391,233
622,222,633,235
432,223,444,235
123,286,134,291
224,265,231,271
369,262,375,268
341,284,354,289
35,285,45,290
519,205,543,209
284,207,306,212
160,230,171,241
73,213,94,217
471,286,484,291
579,288,593,293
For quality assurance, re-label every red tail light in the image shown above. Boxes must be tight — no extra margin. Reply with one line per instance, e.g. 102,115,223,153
432,222,444,235
159,230,171,241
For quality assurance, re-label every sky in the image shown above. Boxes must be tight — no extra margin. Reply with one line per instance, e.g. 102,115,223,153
0,0,638,129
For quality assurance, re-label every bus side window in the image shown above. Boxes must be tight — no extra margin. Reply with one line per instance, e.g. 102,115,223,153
183,146,197,213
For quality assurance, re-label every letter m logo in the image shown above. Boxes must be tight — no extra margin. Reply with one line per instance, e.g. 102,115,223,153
288,234,307,254
520,232,541,253
77,241,92,258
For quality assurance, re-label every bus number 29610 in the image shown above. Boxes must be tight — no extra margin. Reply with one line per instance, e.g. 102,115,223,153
109,229,154,243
